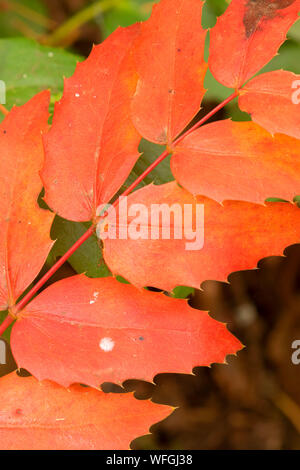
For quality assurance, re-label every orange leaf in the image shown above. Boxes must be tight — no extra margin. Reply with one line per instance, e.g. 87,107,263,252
131,0,207,145
102,182,300,291
10,275,241,387
42,26,141,223
0,372,171,450
209,0,300,89
171,119,300,203
239,70,300,139
0,92,54,310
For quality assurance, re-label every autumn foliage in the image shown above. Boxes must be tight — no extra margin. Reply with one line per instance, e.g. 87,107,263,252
0,0,299,450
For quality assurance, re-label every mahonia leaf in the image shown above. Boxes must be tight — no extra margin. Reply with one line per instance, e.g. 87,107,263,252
102,182,300,291
131,0,207,144
238,70,300,139
42,25,141,223
0,92,54,310
209,0,300,89
10,275,241,387
171,119,300,203
0,372,171,450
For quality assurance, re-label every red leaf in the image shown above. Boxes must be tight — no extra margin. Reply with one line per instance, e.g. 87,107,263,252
0,372,171,450
209,0,300,88
239,70,300,139
102,182,300,291
10,275,241,387
42,26,141,222
0,92,54,310
171,119,300,203
131,0,207,144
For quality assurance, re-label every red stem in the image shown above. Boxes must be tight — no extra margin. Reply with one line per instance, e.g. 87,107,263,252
119,91,238,198
120,149,170,198
0,227,94,334
174,91,238,145
0,91,238,335
0,314,14,336
14,225,95,314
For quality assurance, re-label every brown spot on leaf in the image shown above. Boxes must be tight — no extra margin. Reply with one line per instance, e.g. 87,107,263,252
243,0,296,38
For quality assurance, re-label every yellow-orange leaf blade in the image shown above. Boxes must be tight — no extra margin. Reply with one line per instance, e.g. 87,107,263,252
0,372,171,450
239,70,300,139
131,0,207,145
103,182,300,291
171,120,300,203
10,275,241,387
0,92,54,310
209,0,300,89
42,26,141,222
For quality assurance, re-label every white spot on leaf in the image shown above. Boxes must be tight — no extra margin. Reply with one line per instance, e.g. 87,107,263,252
89,291,99,304
99,337,114,352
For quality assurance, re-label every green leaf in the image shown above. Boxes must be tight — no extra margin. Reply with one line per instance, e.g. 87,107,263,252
0,38,81,119
172,286,195,299
99,0,153,37
202,0,228,29
206,0,228,17
0,312,13,342
120,139,174,194
262,40,300,75
50,217,111,278
288,19,300,43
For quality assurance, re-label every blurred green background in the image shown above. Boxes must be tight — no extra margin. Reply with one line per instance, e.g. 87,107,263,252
0,0,300,451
